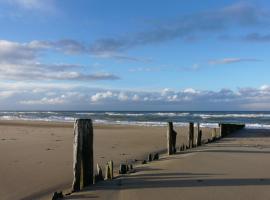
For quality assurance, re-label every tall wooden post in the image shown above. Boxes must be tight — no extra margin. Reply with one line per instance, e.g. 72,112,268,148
189,122,194,148
195,123,200,147
167,122,177,155
197,130,202,146
72,119,93,192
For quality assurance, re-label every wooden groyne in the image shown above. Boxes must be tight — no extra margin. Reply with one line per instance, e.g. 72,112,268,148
51,121,245,200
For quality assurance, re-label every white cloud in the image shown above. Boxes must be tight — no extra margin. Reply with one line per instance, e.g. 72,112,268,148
118,92,129,101
0,91,15,99
0,40,120,81
132,94,140,101
3,0,55,11
91,91,114,102
20,96,65,105
183,88,198,94
208,58,261,65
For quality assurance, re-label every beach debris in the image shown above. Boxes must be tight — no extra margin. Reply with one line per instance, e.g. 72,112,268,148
51,191,64,200
72,119,94,192
105,160,114,180
148,153,152,162
141,160,147,164
167,122,177,155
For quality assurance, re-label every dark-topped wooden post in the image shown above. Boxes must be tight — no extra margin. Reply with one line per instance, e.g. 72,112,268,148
197,130,202,146
167,122,177,155
196,123,200,146
189,122,194,148
72,119,93,192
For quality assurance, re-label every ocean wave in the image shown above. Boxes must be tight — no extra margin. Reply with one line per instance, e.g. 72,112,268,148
105,112,145,117
0,115,75,122
151,112,190,117
194,113,270,119
76,112,96,115
245,123,270,129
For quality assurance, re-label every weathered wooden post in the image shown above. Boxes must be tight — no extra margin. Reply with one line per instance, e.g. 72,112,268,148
197,130,202,146
219,123,224,138
105,160,114,180
148,153,152,162
167,122,177,155
108,160,113,179
72,119,93,192
189,122,194,148
196,123,200,146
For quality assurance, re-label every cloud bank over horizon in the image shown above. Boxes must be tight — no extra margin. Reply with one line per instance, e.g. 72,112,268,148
1,82,270,111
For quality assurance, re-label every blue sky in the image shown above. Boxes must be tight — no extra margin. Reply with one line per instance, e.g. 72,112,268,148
0,0,270,110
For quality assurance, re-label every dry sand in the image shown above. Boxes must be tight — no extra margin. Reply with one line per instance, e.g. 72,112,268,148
0,120,216,200
66,128,270,200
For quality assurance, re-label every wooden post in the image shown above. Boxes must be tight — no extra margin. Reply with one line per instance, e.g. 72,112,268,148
72,119,93,192
148,153,152,162
119,164,127,174
167,122,177,155
105,164,110,180
108,160,113,179
197,130,202,146
220,123,224,138
189,122,194,148
105,160,113,180
153,153,159,160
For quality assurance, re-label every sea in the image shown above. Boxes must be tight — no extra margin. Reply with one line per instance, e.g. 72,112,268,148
1,111,270,129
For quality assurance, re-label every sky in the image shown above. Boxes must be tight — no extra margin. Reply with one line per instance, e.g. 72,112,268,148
0,0,270,111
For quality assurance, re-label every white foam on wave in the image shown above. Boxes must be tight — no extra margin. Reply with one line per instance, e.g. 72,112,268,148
105,112,144,117
76,112,96,115
200,123,219,128
194,113,270,119
245,123,270,129
0,115,75,122
152,112,190,117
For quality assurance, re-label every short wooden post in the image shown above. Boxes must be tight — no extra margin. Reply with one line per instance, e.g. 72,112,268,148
119,164,127,174
148,154,152,162
219,124,224,137
72,119,93,192
105,164,110,180
153,153,159,160
167,122,177,155
189,122,194,148
108,160,113,179
105,161,113,180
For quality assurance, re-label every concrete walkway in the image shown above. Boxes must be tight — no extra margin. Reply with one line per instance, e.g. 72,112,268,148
64,128,270,200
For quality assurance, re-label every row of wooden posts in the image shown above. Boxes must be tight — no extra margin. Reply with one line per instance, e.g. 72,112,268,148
70,119,245,192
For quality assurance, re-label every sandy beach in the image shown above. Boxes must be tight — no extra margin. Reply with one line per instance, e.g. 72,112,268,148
66,128,270,200
0,120,217,200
